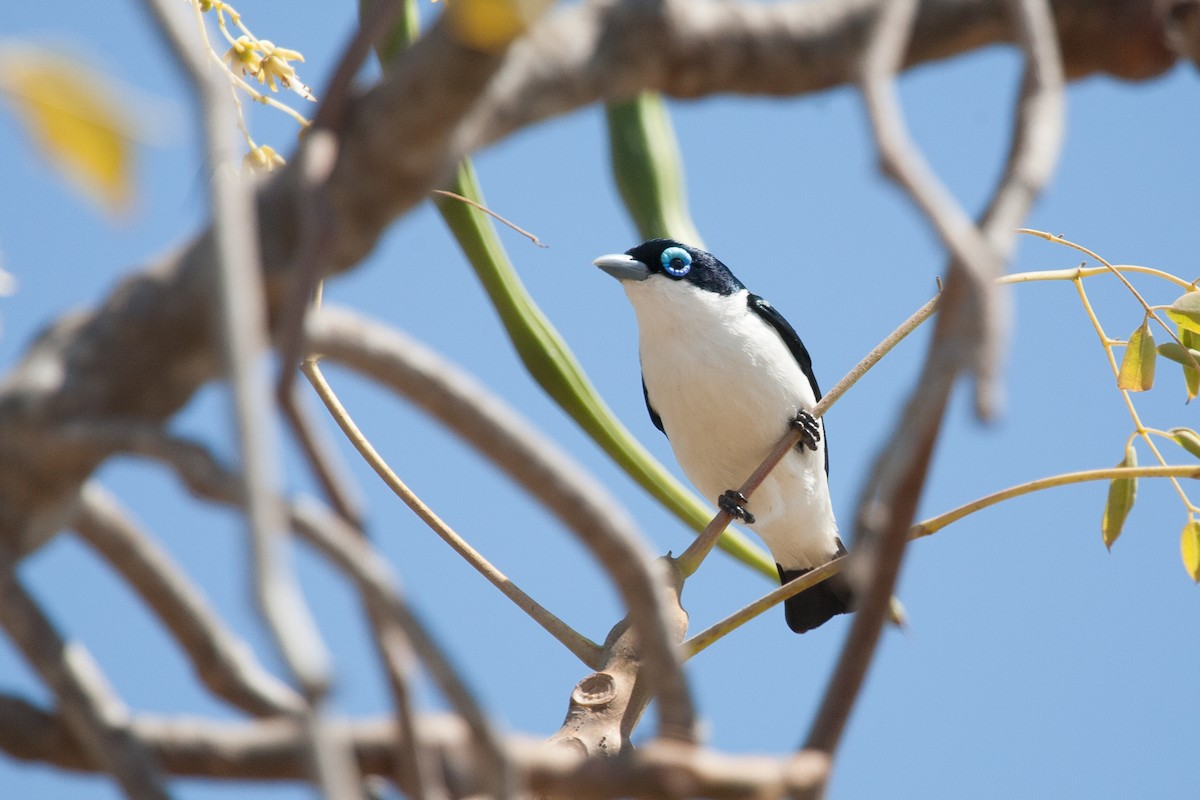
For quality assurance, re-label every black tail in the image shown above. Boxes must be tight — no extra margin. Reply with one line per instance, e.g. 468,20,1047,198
777,562,854,634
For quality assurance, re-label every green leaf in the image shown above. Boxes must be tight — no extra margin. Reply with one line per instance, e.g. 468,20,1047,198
1117,319,1155,392
605,92,704,246
1165,291,1200,335
1170,427,1200,460
1155,342,1200,368
1181,520,1200,582
1101,448,1137,550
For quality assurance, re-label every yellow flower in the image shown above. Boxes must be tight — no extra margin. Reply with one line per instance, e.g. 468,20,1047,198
256,40,313,101
242,144,285,173
223,36,262,78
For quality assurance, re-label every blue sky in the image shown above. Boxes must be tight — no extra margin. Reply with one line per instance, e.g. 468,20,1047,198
2,2,1198,798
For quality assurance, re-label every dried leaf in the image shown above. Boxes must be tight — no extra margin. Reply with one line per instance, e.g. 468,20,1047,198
1117,319,1155,392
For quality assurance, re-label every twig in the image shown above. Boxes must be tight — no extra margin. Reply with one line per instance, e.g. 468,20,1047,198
433,190,548,247
302,357,604,668
306,306,698,743
73,483,303,718
685,461,1199,656
0,547,170,799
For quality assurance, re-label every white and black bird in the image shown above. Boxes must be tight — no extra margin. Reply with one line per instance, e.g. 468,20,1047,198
594,239,853,633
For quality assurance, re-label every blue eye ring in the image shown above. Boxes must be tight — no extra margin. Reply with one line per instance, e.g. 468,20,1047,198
660,246,692,278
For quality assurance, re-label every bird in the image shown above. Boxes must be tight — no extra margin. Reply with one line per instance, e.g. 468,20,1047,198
593,238,853,633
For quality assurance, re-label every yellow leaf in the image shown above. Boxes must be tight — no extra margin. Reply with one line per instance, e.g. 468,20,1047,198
1181,520,1200,582
1117,319,1155,392
0,47,135,212
1101,449,1137,550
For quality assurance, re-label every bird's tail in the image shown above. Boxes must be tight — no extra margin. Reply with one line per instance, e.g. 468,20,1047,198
776,563,854,634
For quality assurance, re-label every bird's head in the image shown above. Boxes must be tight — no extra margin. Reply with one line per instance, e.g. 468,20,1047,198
593,239,745,297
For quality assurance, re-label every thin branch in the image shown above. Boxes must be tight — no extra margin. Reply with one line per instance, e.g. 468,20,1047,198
0,549,170,799
302,357,604,668
72,483,303,718
911,464,1200,538
686,462,1200,657
306,306,697,743
290,499,514,800
432,190,549,247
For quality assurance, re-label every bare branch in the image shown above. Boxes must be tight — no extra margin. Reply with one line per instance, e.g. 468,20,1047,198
0,551,170,799
0,700,831,798
306,307,697,743
290,499,514,800
72,483,303,718
302,357,603,668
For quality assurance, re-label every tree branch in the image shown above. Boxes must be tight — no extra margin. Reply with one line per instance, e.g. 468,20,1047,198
72,483,303,718
306,307,696,744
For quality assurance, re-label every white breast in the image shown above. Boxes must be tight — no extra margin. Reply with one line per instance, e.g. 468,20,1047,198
624,278,839,569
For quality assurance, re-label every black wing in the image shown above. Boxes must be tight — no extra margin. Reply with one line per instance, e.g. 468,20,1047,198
746,293,828,475
642,377,666,436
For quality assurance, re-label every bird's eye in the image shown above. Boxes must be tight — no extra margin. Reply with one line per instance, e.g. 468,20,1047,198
660,246,692,278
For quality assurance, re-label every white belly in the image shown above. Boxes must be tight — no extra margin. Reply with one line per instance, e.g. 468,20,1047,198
627,281,839,569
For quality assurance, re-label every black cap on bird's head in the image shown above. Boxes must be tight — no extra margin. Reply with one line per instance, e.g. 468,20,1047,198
593,239,746,296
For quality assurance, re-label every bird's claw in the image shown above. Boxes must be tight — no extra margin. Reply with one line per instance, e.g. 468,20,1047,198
718,489,755,524
791,410,821,452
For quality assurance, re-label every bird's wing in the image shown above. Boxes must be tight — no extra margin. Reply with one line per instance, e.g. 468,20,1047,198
642,376,666,436
746,293,828,474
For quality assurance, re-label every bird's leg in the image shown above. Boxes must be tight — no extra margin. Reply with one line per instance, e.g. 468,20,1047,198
791,409,821,452
718,489,756,524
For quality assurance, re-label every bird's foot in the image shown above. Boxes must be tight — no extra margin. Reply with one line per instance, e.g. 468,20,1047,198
718,489,756,524
790,410,821,452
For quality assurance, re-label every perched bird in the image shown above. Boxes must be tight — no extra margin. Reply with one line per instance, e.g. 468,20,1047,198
594,239,853,633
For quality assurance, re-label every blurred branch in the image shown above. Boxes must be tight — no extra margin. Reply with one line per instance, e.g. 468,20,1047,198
290,499,513,800
302,356,604,669
0,550,170,799
0,700,832,797
803,0,1063,772
72,482,303,718
307,306,697,743
0,0,1172,552
132,14,356,800
59,419,508,797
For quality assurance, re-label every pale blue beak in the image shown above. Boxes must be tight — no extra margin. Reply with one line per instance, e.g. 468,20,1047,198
594,253,651,282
